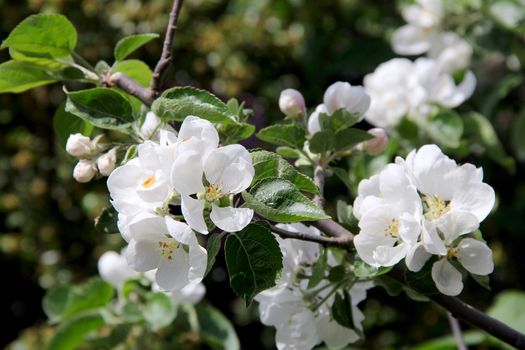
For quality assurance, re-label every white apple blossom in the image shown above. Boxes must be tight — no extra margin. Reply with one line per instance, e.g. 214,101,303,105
171,143,254,234
362,128,389,156
428,32,473,74
139,111,177,142
323,81,370,119
66,133,95,158
98,249,138,288
279,88,306,117
307,104,327,135
97,147,118,176
125,212,207,291
73,159,97,183
255,224,373,350
353,164,422,267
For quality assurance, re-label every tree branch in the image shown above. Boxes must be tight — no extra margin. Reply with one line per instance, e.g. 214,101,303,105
313,164,326,208
105,72,154,106
150,0,184,97
312,219,354,239
270,224,353,249
447,312,467,350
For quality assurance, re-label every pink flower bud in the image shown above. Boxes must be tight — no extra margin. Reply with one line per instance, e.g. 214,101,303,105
97,148,117,176
363,128,388,156
279,89,306,117
66,133,93,157
73,159,96,183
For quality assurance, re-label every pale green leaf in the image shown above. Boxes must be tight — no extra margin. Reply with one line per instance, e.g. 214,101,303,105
257,124,306,149
114,33,159,61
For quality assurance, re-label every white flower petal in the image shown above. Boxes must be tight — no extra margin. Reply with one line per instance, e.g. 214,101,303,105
171,149,205,195
181,195,208,234
406,243,431,272
187,243,208,285
98,250,137,288
431,259,463,296
165,216,195,245
391,24,432,55
437,211,479,243
126,239,160,272
128,212,169,241
373,243,409,267
451,183,495,222
210,204,253,233
155,248,190,291
457,238,494,275
204,144,254,194
421,221,447,256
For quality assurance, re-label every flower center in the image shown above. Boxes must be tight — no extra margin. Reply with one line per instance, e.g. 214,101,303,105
158,240,179,260
141,175,156,189
385,218,400,238
424,195,450,220
204,183,223,202
447,247,458,259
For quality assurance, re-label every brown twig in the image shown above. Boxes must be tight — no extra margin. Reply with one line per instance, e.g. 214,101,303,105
270,224,353,249
150,0,184,97
106,72,154,106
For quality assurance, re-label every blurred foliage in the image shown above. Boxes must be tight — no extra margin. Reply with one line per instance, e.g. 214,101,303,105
1,0,525,348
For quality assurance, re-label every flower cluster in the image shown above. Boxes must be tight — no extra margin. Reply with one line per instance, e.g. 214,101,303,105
353,144,495,295
256,224,373,350
391,0,472,74
364,58,476,129
98,249,206,305
106,115,254,291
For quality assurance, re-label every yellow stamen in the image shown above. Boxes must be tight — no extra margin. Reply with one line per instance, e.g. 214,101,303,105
141,175,156,189
424,195,451,220
204,183,223,202
158,240,179,260
384,218,400,238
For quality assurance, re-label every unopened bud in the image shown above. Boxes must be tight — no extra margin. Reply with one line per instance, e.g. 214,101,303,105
323,81,370,120
66,133,94,157
307,104,327,135
73,159,97,183
279,89,306,117
97,148,117,176
363,128,388,156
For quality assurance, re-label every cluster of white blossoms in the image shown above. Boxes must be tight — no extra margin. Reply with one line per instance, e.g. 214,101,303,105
391,0,472,74
353,144,495,296
98,249,206,305
363,57,476,129
256,224,373,350
106,114,254,291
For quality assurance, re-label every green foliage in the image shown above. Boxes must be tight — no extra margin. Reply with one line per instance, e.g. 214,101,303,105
195,304,241,350
94,206,119,234
0,60,59,93
257,124,306,149
334,128,373,152
224,223,283,305
53,102,93,149
251,149,319,194
45,312,105,350
463,112,515,172
404,261,439,296
152,86,238,124
487,290,525,349
144,292,177,331
511,107,525,161
112,59,152,87
206,232,225,276
308,248,327,288
425,110,464,149
331,290,358,330
309,130,335,153
353,257,391,278
43,278,114,323
65,88,134,130
114,33,159,61
318,109,360,132
243,178,330,222
1,14,77,58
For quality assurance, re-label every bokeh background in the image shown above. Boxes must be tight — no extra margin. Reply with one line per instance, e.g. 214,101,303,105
1,0,525,348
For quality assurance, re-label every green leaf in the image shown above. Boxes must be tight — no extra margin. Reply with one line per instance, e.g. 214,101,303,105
224,223,283,305
65,88,134,130
374,275,404,296
257,124,306,149
426,110,464,149
53,102,93,149
318,109,360,132
308,248,327,288
43,278,114,323
219,122,256,144
206,232,225,276
251,150,319,194
195,304,241,350
276,146,301,159
152,86,237,124
463,112,515,172
1,14,77,58
331,291,357,330
0,60,58,93
413,330,486,350
331,166,352,190
327,265,347,283
334,128,373,152
353,256,391,278
404,260,439,296
94,206,119,234
144,292,177,331
112,59,152,87
114,33,159,61
487,290,525,349
471,273,491,291
243,178,330,222
481,74,523,118
45,312,105,350
336,200,355,229
309,130,335,153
